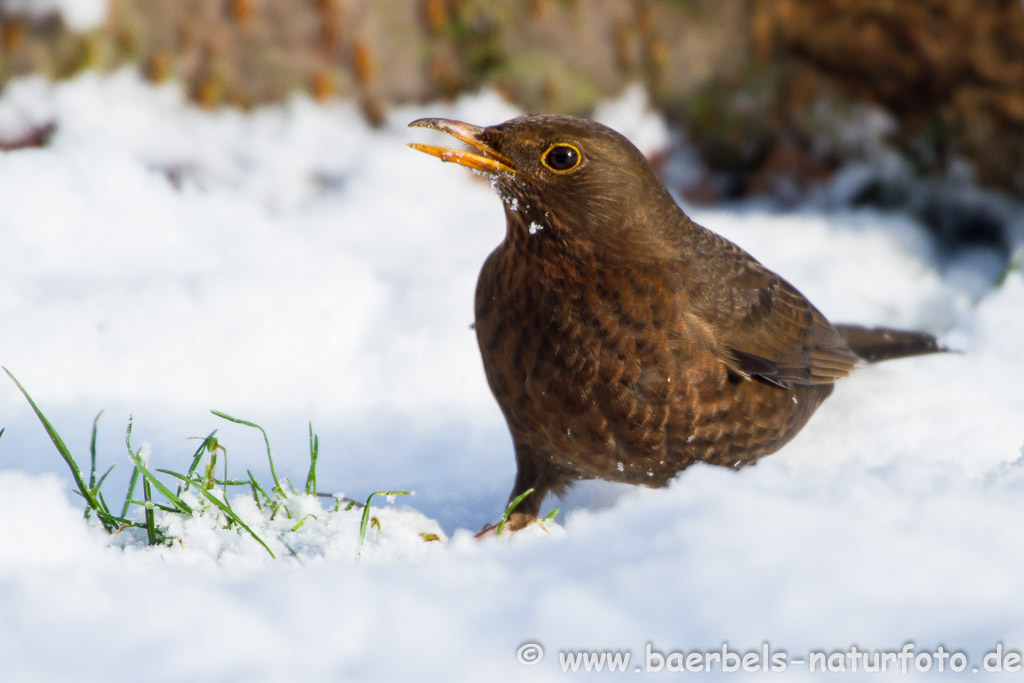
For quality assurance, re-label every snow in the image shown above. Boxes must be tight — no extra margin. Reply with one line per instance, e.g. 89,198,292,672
1,70,1023,680
0,0,107,31
591,83,672,157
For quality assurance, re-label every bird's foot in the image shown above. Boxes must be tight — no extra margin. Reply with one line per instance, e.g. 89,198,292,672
474,511,541,539
474,522,500,539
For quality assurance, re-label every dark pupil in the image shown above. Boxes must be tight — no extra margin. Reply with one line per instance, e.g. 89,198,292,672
546,146,578,170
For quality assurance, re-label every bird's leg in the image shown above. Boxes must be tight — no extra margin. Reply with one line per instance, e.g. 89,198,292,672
503,442,552,530
475,443,554,537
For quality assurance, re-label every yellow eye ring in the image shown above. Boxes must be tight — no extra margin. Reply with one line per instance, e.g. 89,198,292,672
541,143,582,173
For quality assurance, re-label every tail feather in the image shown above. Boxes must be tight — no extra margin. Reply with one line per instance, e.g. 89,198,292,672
834,324,946,364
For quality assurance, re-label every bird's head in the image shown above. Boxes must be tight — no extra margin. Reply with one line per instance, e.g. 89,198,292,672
409,115,682,260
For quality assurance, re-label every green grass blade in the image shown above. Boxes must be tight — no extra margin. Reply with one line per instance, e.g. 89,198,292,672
142,475,158,545
127,500,183,514
542,508,560,522
162,471,276,559
206,478,251,486
125,416,161,545
127,420,159,544
305,422,318,496
6,367,89,497
123,417,142,518
86,411,104,523
247,470,273,507
121,464,140,519
271,500,293,521
89,465,116,519
201,449,217,489
89,410,103,489
357,490,413,558
96,492,135,527
247,474,261,507
93,464,116,493
281,539,303,563
291,513,317,532
4,367,117,532
127,449,193,515
177,431,218,497
222,438,228,498
211,410,282,496
496,488,534,536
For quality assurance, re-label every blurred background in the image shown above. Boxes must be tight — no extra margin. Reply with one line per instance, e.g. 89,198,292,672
2,0,1022,259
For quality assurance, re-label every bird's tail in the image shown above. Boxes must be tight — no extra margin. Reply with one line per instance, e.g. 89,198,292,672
834,324,946,364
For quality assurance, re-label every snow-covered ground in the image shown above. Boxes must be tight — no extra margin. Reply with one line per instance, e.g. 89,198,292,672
1,71,1023,681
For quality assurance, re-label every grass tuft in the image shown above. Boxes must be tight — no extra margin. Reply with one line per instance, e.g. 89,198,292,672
5,370,418,560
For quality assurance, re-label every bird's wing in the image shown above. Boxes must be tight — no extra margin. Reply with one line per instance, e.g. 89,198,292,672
683,230,860,387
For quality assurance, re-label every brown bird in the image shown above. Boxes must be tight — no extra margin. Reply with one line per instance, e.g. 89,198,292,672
409,115,942,530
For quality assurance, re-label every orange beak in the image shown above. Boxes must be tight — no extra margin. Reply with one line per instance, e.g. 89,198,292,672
407,118,516,176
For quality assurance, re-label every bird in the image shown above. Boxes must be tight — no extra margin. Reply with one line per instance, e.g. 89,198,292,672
408,114,943,531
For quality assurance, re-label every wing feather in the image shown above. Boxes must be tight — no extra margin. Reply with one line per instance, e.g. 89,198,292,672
678,225,859,386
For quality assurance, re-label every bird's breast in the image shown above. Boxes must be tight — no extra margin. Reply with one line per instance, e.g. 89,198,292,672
476,244,709,481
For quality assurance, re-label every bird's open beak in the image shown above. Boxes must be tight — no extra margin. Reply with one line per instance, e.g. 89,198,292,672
407,118,516,175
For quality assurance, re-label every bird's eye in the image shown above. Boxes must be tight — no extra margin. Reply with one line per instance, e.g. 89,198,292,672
541,143,582,173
